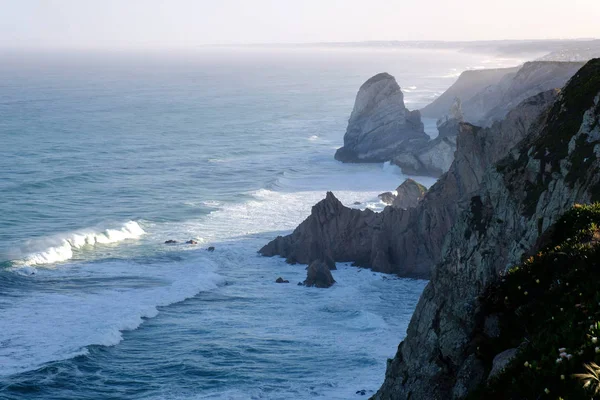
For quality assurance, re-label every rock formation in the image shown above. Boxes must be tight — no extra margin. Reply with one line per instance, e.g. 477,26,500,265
393,100,464,177
373,59,600,399
378,179,426,209
422,61,584,127
334,73,429,163
303,259,336,288
261,89,558,278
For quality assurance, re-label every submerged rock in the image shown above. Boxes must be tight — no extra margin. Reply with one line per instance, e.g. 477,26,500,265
275,277,289,283
207,246,215,252
186,240,198,245
334,73,429,163
303,259,336,288
164,240,177,244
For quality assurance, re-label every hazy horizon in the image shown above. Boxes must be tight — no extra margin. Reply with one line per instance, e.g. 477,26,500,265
1,0,599,51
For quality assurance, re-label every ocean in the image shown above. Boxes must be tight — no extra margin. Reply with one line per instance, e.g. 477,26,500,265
0,47,524,399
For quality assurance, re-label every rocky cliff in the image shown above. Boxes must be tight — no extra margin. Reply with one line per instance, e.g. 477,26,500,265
422,61,584,126
334,73,430,163
260,88,558,278
373,58,600,399
421,67,518,121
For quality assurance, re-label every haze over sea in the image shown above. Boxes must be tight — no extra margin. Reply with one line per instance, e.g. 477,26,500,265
0,47,525,399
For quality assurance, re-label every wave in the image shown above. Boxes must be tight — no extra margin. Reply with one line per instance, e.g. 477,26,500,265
11,221,145,267
0,256,224,377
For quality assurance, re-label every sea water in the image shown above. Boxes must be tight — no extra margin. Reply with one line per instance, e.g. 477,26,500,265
0,47,524,399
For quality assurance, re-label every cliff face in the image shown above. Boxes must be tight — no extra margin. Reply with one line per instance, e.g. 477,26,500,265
373,59,600,400
260,89,558,278
334,73,429,163
422,61,584,127
421,67,518,120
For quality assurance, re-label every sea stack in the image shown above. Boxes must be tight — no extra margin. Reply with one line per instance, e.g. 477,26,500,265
334,73,429,163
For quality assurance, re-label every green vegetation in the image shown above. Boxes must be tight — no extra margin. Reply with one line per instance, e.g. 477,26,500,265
470,203,600,399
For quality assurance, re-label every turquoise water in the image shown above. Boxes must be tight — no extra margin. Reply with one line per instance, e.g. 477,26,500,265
0,48,522,399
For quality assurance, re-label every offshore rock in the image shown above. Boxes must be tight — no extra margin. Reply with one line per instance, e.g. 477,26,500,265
304,259,336,288
373,59,600,399
261,89,558,279
334,73,429,163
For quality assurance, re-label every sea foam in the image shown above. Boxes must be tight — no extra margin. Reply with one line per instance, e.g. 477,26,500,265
13,221,145,267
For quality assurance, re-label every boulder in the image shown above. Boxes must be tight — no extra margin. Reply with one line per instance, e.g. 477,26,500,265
207,246,215,252
275,277,289,283
488,348,518,381
304,259,336,288
334,73,429,163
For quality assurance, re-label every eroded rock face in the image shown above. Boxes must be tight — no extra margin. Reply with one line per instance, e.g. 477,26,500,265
373,59,600,400
304,260,336,288
260,89,559,279
334,73,429,163
422,61,584,127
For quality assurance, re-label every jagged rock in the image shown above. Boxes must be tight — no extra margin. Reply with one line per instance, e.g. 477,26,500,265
304,259,336,288
275,277,289,283
422,61,584,127
334,73,429,163
373,59,600,400
260,89,558,279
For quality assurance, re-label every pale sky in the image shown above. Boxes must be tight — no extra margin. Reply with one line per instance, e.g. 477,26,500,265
1,0,598,49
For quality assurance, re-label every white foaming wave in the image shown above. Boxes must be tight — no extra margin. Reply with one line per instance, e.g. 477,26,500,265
0,254,224,377
308,135,319,140
13,221,145,267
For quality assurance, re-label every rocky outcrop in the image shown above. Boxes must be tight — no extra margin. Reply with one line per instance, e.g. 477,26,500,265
261,89,558,278
379,179,427,209
334,73,429,163
422,61,584,127
391,126,460,178
373,59,600,399
304,259,336,288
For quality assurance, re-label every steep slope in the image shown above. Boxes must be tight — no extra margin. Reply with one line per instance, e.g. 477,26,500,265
421,67,518,120
422,62,583,126
260,89,558,278
373,58,600,400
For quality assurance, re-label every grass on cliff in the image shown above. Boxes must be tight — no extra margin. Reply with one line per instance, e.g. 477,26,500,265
470,203,600,399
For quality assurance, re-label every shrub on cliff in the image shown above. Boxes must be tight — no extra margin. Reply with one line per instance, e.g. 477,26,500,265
470,203,600,399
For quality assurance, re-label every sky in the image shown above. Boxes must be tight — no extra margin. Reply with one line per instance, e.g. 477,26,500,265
1,0,598,50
